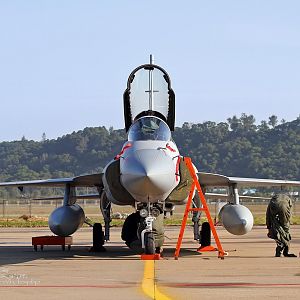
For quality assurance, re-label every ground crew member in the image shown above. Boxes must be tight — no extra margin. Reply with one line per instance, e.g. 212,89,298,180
266,193,297,257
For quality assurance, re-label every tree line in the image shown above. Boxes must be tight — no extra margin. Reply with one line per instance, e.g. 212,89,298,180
0,114,299,197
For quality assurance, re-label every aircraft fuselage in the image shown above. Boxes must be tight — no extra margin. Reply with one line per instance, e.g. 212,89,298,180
102,116,181,206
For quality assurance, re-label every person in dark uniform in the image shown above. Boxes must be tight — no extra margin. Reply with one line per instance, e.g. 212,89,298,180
266,193,297,257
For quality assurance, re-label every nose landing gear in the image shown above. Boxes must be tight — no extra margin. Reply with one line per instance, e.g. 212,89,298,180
138,202,164,256
121,203,164,256
141,216,156,254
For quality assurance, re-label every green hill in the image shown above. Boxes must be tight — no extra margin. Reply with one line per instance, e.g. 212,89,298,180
0,114,299,198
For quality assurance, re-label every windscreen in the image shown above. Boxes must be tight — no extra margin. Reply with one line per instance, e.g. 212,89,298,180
128,116,171,141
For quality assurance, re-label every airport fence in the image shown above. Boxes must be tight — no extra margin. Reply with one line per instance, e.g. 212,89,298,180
0,197,298,219
0,199,101,218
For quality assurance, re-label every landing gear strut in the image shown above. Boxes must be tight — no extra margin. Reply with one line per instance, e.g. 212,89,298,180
192,193,202,241
99,191,112,241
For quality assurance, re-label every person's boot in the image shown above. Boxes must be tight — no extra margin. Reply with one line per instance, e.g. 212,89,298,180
283,246,297,257
275,246,282,257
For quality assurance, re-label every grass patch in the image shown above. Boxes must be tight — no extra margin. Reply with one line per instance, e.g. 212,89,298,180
0,216,126,228
0,217,48,227
254,215,300,226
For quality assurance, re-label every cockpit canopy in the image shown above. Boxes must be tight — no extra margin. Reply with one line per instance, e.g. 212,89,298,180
128,116,171,142
123,63,175,132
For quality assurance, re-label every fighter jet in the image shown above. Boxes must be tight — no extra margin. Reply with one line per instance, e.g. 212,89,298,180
1,56,300,254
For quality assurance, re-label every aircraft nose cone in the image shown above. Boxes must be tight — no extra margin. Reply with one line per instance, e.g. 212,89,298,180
120,149,176,201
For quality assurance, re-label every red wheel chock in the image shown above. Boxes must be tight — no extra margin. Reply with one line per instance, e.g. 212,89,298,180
197,245,218,252
141,253,161,260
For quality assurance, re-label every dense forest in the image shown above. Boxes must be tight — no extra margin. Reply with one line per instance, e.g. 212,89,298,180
0,114,299,197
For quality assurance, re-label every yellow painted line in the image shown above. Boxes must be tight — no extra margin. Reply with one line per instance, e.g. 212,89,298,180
141,260,172,300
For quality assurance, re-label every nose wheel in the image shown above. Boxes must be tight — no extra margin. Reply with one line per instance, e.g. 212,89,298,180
141,215,156,254
144,232,155,254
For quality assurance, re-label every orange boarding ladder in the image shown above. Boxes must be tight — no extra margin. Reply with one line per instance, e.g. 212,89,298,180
174,157,226,260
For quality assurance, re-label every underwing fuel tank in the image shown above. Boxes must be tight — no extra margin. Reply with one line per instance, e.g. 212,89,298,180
219,204,254,235
48,204,85,237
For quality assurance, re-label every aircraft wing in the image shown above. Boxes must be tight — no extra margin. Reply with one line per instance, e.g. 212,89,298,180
0,174,103,189
205,193,270,201
33,194,100,201
198,172,300,188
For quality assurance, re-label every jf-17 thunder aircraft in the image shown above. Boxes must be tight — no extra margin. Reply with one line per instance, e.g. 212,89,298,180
1,56,300,255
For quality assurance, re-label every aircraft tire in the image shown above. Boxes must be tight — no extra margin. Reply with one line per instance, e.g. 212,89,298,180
92,223,105,252
200,222,211,247
144,232,155,255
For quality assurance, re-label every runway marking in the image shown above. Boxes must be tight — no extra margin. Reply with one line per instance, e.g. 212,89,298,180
0,284,132,288
142,260,172,300
164,282,300,288
1,282,299,289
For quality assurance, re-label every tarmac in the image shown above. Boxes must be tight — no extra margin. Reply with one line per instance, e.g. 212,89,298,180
0,225,299,300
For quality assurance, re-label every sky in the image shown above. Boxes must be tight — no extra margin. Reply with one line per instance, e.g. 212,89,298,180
0,0,299,141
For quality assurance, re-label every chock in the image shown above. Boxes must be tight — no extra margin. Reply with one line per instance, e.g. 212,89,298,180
141,253,161,260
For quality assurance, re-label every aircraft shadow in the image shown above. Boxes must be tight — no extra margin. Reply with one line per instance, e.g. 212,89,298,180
0,244,207,266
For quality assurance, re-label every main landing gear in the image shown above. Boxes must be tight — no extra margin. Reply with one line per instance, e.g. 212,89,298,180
87,190,110,252
192,193,202,242
99,191,112,241
84,190,107,252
